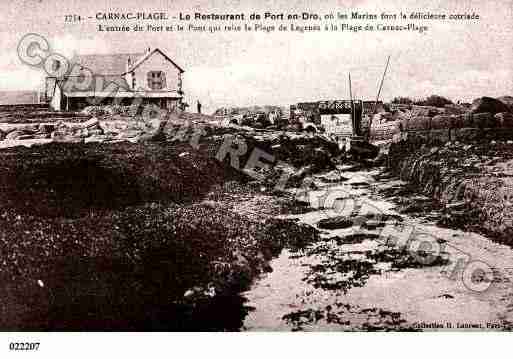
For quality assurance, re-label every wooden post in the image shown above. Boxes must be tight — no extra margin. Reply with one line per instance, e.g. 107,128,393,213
349,72,355,135
368,55,391,140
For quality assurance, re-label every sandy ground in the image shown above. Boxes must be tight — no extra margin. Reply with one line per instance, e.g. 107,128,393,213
242,166,513,331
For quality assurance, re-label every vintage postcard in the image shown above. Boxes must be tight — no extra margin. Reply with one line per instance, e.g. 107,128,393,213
0,0,512,354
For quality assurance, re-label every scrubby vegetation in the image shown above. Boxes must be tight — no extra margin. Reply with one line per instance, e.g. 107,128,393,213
0,138,321,330
391,95,453,108
0,141,245,217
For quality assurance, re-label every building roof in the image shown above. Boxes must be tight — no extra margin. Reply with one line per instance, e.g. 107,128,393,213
70,53,145,75
70,48,185,75
126,48,185,74
57,75,131,94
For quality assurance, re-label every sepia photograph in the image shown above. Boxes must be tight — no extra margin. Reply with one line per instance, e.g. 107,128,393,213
0,0,512,356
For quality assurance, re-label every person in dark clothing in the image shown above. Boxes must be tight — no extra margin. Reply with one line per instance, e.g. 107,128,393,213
197,101,202,114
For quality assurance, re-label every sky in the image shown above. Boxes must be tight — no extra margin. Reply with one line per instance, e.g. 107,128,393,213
0,0,512,113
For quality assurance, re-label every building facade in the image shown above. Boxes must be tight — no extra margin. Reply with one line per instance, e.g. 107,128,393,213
45,48,184,112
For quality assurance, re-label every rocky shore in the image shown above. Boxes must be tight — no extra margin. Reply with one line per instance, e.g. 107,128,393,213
0,116,332,330
387,139,513,245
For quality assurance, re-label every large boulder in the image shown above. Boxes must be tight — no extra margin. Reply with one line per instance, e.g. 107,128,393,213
117,129,143,139
33,124,56,139
81,117,100,129
495,112,513,128
407,116,431,130
498,96,513,112
451,128,481,142
410,105,443,117
72,118,103,138
87,128,104,136
372,112,394,125
348,139,379,159
50,131,83,143
139,119,168,142
38,123,56,134
472,112,496,128
444,104,466,115
0,124,38,134
84,135,109,143
431,115,452,129
450,115,464,129
471,97,510,115
50,122,83,142
317,216,353,230
5,129,35,140
99,120,130,135
82,106,107,117
430,129,450,144
460,113,475,128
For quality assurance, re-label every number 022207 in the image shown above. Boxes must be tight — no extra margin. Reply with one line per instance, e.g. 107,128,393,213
9,342,40,351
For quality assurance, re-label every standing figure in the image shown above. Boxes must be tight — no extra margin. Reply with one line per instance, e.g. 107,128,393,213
197,100,202,114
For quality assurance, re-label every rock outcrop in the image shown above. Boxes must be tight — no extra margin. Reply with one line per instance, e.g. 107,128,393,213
471,97,510,115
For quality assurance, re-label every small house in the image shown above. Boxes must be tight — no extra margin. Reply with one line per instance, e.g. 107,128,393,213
45,48,184,112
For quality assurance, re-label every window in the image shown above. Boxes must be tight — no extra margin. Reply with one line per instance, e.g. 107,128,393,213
147,71,166,90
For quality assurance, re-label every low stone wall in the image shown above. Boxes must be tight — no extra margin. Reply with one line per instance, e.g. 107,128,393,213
383,110,513,244
371,111,513,144
0,118,167,147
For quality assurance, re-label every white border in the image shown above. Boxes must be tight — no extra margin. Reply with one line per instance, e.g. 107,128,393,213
1,332,510,359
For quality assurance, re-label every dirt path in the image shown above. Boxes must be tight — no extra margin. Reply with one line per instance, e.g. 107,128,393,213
242,166,513,331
